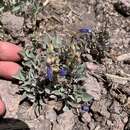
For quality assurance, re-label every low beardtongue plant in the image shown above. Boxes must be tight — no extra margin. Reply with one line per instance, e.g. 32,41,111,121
16,33,93,112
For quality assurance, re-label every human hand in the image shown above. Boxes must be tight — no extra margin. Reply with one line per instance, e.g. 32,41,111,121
0,41,23,117
0,96,6,118
0,41,22,80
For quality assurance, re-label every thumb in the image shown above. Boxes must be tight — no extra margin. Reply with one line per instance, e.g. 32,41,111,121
0,96,6,118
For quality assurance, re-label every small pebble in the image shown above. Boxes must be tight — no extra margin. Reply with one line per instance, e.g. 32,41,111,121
114,0,130,16
86,62,98,72
82,112,91,123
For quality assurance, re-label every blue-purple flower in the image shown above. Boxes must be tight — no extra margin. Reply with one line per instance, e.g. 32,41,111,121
47,66,53,81
79,27,92,33
59,67,68,76
81,103,90,112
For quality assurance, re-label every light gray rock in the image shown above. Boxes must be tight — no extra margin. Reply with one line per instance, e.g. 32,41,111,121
0,80,20,118
91,98,111,118
1,12,24,37
84,75,101,100
53,110,76,130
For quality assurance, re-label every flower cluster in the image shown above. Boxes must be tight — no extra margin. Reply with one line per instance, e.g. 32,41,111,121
47,66,68,81
44,33,93,108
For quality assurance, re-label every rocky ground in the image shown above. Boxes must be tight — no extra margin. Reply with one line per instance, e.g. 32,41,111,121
0,0,130,130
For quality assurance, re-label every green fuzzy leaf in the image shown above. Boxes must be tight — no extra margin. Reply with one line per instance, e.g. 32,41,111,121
63,105,70,112
68,95,75,101
76,64,86,74
52,90,63,96
23,61,32,67
77,97,82,103
81,93,93,102
19,49,26,57
12,5,21,12
14,70,25,81
27,93,35,102
21,86,31,92
52,35,63,48
0,6,4,12
73,89,93,103
25,50,32,58
45,88,51,94
21,80,32,87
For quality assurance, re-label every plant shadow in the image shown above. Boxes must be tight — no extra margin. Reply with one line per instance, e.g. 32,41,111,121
0,118,30,130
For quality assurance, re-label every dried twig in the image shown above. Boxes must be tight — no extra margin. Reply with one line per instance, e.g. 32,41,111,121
106,73,130,84
43,0,50,6
116,53,130,61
